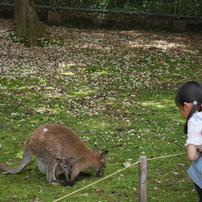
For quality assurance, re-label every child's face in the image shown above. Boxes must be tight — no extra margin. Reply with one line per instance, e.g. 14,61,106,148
179,102,193,119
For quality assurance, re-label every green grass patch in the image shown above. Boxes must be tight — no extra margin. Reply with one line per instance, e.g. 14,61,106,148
1,27,202,201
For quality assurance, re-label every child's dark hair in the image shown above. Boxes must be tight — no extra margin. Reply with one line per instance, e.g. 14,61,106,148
175,81,202,134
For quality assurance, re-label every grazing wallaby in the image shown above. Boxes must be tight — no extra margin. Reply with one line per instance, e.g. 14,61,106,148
55,158,73,180
0,124,108,186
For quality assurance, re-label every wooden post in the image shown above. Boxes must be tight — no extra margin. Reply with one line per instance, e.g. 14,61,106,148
48,11,61,26
172,19,186,32
139,156,147,202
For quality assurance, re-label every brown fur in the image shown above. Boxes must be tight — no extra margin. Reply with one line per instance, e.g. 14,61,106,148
0,124,108,186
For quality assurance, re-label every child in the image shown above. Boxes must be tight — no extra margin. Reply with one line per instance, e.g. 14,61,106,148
175,81,202,201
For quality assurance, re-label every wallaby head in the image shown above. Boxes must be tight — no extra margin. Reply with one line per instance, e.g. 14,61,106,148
91,145,108,177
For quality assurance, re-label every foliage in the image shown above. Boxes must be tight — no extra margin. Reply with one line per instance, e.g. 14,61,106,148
6,31,64,47
44,0,202,16
0,0,202,16
1,19,202,201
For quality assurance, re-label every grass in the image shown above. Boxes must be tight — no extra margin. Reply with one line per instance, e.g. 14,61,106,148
1,25,202,201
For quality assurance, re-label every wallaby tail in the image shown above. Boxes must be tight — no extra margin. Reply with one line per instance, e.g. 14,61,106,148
0,144,32,174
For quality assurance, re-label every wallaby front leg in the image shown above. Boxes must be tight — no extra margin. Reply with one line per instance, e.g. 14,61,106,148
70,168,80,182
64,172,70,181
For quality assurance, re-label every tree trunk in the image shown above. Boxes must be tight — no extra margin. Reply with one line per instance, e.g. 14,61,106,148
14,0,48,39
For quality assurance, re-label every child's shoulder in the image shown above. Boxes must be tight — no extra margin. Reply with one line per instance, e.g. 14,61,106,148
192,111,202,121
195,111,202,116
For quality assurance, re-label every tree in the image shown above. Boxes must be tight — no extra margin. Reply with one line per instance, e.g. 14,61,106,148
14,0,49,40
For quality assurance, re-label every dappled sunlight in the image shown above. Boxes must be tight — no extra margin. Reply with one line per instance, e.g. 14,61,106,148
130,39,187,51
141,101,167,108
141,99,175,108
71,90,96,97
16,151,23,159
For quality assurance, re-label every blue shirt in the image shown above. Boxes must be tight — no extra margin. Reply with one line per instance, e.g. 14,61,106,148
188,156,202,188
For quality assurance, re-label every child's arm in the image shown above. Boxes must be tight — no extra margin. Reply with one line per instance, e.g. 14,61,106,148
187,144,202,161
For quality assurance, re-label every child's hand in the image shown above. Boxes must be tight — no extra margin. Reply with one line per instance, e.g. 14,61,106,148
196,145,202,152
188,144,201,161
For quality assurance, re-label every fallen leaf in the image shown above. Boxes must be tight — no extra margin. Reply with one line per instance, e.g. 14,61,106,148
96,188,104,192
142,129,151,133
123,162,131,167
81,194,89,196
24,175,30,180
32,198,41,202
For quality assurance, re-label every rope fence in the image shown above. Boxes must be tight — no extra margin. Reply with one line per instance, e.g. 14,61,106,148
52,152,186,202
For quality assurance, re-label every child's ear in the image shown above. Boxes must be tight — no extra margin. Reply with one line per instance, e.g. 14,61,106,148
184,102,192,109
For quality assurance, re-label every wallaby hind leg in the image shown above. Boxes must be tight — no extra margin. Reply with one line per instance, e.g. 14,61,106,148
37,159,46,174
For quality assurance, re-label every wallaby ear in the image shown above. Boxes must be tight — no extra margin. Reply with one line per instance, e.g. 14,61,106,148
100,150,108,159
93,144,99,153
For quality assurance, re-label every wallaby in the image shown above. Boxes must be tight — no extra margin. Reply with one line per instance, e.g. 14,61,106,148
0,124,108,186
55,158,73,180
